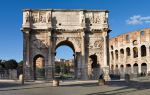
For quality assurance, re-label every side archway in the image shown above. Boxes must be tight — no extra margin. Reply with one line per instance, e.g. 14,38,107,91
33,54,45,80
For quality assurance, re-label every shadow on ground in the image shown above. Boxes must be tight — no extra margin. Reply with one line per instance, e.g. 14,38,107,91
0,82,26,88
60,82,98,87
0,81,50,91
85,80,150,95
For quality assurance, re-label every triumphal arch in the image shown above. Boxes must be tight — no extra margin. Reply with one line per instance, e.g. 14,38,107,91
21,9,110,80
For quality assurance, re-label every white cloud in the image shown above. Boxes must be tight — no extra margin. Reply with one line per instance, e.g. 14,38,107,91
126,15,150,25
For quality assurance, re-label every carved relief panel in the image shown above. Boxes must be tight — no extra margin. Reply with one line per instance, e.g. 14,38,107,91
30,11,51,24
31,11,39,23
88,37,104,65
39,12,46,23
30,32,49,50
23,11,30,24
85,12,108,29
85,12,101,24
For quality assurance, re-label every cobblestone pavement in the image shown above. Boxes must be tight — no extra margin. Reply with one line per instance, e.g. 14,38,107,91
0,78,150,95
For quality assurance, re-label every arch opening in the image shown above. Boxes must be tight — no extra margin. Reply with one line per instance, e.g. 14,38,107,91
111,51,114,60
141,63,147,75
55,40,75,80
141,45,146,57
126,64,131,74
33,54,45,80
89,54,100,79
115,64,119,75
133,63,138,74
133,47,138,58
120,49,124,60
115,50,118,60
126,47,131,56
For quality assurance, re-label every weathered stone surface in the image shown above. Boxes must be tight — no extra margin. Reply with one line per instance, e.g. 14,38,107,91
109,28,150,77
21,9,110,80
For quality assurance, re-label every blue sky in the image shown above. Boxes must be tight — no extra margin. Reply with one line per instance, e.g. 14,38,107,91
0,0,150,61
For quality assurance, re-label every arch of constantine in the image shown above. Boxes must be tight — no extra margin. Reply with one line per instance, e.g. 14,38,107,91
21,9,110,80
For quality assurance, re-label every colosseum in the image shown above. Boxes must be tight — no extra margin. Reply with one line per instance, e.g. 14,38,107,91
109,28,150,78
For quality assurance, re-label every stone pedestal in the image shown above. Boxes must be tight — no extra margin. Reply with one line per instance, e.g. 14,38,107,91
19,74,24,85
24,66,31,80
81,64,88,80
53,79,59,87
103,66,110,81
45,66,53,80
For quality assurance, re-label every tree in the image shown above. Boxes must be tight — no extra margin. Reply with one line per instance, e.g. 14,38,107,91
0,60,6,69
18,60,23,67
4,59,18,69
17,60,23,75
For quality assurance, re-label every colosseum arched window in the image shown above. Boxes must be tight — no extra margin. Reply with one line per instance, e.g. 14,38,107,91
133,47,138,58
141,45,146,57
111,45,113,50
120,49,124,56
126,64,131,74
133,40,138,45
115,64,119,75
141,63,147,75
141,31,145,36
111,51,114,60
133,63,138,74
126,35,130,41
120,65,124,71
126,47,130,56
115,50,118,60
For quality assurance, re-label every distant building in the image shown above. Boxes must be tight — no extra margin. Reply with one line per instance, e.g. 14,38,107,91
55,59,74,67
109,28,150,77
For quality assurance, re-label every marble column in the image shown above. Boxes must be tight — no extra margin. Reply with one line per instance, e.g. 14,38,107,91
51,31,56,79
138,63,141,74
118,50,121,64
81,31,88,80
23,30,31,80
138,46,141,59
131,47,133,59
46,30,53,80
102,31,110,81
146,46,149,57
76,52,82,79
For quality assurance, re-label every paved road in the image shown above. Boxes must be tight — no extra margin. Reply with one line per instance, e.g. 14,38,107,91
0,79,150,95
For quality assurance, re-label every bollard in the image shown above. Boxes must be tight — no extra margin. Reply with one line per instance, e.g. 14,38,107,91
53,79,59,87
19,74,24,85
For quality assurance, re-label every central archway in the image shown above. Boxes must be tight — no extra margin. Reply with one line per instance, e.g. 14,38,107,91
54,40,79,80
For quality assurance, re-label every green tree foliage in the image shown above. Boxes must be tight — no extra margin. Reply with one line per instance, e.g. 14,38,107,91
17,60,23,74
0,60,6,69
55,65,61,74
4,59,18,69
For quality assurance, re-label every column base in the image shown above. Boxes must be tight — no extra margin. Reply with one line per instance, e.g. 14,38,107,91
102,66,110,81
81,65,88,80
45,66,53,80
24,66,32,80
